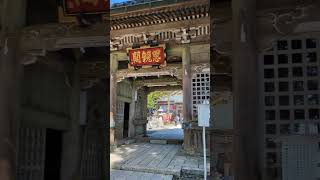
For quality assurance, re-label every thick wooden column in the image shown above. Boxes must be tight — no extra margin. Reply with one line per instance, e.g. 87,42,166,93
61,53,81,180
232,0,261,180
0,37,20,180
0,0,26,179
182,46,193,151
110,54,118,146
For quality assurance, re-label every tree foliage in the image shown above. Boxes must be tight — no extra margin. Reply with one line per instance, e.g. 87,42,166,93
147,91,170,109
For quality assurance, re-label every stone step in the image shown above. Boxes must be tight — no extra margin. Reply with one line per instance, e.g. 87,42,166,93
181,166,210,179
118,164,181,177
125,139,136,145
110,169,174,180
150,139,167,144
167,139,183,144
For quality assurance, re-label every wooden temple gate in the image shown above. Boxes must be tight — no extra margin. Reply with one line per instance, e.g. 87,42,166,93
110,0,211,155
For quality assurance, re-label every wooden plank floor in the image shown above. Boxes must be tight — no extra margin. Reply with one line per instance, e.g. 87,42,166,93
110,169,173,180
110,143,210,177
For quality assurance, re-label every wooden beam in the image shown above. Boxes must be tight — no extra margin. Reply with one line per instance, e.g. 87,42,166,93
21,107,70,130
116,63,182,82
147,85,182,93
21,23,109,52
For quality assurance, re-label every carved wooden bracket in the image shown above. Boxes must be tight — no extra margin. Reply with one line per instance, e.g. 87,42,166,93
257,5,316,51
110,25,210,51
191,63,210,74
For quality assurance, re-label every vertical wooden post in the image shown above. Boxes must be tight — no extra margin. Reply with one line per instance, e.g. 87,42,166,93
0,36,20,180
232,0,261,180
182,46,193,151
61,51,81,180
0,0,26,179
110,53,118,145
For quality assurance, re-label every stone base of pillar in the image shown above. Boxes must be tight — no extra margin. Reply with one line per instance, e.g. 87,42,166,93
210,130,233,178
110,128,115,145
183,128,211,156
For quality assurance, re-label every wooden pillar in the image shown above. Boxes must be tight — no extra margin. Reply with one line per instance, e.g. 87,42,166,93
0,0,26,179
60,52,81,180
110,53,118,145
128,83,137,138
182,46,193,151
232,0,261,180
0,36,20,180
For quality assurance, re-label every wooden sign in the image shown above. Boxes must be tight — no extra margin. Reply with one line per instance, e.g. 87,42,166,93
128,46,166,68
63,0,109,15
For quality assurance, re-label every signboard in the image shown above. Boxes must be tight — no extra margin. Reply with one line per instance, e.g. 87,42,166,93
198,103,210,180
198,104,210,127
128,46,165,67
63,0,109,15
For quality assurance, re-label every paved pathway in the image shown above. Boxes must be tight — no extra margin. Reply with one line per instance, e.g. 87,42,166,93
110,143,209,178
147,125,184,140
110,169,173,180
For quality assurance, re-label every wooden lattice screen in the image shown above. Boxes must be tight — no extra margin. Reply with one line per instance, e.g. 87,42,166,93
115,101,125,139
80,128,103,180
190,72,211,154
192,72,210,119
17,128,46,180
259,38,320,178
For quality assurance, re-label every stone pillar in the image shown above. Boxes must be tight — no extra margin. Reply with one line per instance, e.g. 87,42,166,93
110,53,118,145
182,46,193,152
60,52,81,180
232,0,261,180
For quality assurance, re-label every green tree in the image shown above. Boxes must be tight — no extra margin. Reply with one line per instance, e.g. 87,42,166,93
147,91,170,109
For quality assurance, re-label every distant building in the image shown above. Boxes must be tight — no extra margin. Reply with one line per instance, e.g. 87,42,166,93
156,95,183,116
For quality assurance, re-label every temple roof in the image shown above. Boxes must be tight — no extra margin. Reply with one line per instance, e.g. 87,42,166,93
111,0,194,13
111,0,209,30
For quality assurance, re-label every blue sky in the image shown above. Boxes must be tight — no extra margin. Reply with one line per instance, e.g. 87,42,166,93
111,0,129,4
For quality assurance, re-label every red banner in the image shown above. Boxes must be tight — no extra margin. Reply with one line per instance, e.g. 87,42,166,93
63,0,108,15
128,47,165,66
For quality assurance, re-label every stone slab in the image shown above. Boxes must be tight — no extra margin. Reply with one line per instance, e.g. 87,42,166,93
110,169,173,180
110,143,210,179
125,139,137,145
150,139,167,144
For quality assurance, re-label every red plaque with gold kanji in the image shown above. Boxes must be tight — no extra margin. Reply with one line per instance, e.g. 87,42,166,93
128,47,165,66
63,0,108,15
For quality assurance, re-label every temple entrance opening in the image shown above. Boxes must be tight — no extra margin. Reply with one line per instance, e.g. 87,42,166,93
44,129,62,180
146,90,184,142
123,102,130,138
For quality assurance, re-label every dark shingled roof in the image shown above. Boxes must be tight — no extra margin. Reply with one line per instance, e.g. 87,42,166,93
111,0,192,14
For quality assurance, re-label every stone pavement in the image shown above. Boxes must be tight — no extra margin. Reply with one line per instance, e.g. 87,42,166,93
110,169,173,180
110,143,210,179
147,125,184,140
